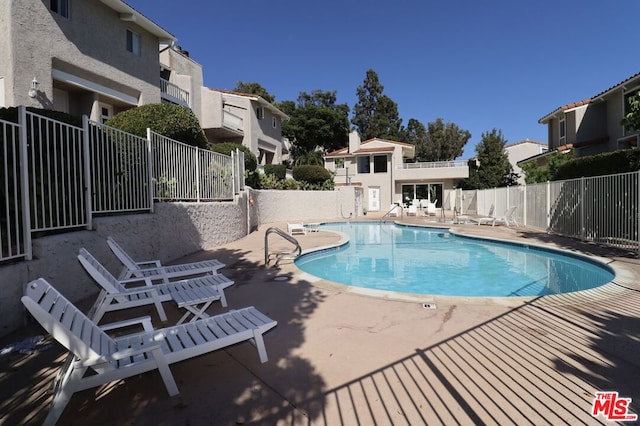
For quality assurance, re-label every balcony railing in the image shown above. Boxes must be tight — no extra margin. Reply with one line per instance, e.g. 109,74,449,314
222,110,243,132
397,160,468,169
160,78,190,106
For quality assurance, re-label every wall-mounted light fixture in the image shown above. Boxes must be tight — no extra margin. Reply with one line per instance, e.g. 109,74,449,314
28,77,39,98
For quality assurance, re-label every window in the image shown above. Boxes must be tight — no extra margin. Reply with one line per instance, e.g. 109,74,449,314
126,29,141,56
357,156,370,174
256,106,265,120
335,158,345,169
272,117,277,128
99,103,113,124
50,0,69,18
559,118,566,143
373,155,387,173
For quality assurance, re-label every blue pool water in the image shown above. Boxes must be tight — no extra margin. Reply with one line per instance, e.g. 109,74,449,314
294,222,615,297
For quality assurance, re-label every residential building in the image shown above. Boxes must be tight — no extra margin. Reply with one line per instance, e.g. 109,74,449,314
159,44,202,117
324,132,469,214
504,140,547,184
0,0,175,122
201,89,289,165
538,71,640,157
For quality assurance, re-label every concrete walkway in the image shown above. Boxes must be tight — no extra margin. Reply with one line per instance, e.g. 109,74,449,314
1,219,639,425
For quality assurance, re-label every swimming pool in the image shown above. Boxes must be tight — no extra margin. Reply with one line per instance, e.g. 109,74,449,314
294,222,615,297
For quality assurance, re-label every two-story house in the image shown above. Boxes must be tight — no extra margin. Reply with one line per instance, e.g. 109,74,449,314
504,140,547,184
0,0,175,123
324,132,469,214
201,89,289,165
538,71,640,157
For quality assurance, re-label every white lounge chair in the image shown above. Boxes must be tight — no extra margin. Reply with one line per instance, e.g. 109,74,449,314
388,204,400,217
287,223,307,235
107,236,225,281
406,204,418,216
78,248,233,323
474,204,496,226
426,200,437,216
492,206,518,227
22,278,277,426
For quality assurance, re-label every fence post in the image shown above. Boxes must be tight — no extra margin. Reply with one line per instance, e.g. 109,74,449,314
195,147,201,202
146,128,154,213
18,106,32,260
523,184,527,227
580,176,585,241
546,181,551,230
82,116,92,230
231,150,236,195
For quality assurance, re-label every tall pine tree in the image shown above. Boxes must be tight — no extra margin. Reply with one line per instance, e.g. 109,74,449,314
352,69,402,140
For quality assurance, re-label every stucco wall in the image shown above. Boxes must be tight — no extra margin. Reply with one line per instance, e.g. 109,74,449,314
0,196,248,337
0,188,355,337
9,0,160,109
254,187,357,223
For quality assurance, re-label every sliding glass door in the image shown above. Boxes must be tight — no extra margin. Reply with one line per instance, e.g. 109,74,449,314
401,183,442,207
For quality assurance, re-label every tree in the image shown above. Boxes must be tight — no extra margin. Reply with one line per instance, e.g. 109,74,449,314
352,69,402,140
460,129,518,189
519,150,573,184
622,92,640,132
416,118,471,162
232,81,275,103
399,118,427,152
279,90,350,165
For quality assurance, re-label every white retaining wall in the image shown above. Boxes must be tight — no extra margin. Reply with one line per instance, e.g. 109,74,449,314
0,188,355,337
255,187,358,222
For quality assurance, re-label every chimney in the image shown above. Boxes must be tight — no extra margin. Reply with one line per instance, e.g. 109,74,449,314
348,130,361,153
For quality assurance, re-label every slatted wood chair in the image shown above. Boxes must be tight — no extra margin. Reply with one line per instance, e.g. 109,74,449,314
78,248,233,323
107,236,225,281
22,278,277,426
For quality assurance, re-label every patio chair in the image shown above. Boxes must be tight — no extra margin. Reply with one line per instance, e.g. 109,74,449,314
492,206,518,227
474,204,496,226
78,248,233,323
426,200,437,216
388,204,400,217
107,236,225,282
287,223,307,235
406,204,418,216
22,278,277,426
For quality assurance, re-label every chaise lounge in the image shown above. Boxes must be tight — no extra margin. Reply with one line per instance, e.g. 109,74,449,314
107,236,226,282
22,278,277,426
78,248,233,323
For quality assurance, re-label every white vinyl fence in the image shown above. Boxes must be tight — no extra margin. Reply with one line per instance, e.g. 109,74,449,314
460,171,640,253
0,106,245,262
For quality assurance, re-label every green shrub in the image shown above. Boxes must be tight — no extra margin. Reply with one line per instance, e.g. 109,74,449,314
105,103,208,148
263,164,287,180
209,142,258,171
554,149,640,180
292,165,331,184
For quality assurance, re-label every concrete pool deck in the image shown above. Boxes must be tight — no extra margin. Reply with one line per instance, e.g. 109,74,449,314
2,219,640,424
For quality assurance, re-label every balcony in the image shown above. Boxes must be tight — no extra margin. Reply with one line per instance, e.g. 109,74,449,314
222,110,243,133
395,160,469,180
160,78,190,107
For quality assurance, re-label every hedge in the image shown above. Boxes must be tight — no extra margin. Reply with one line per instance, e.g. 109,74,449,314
263,164,287,180
105,103,208,149
554,149,640,180
292,165,331,184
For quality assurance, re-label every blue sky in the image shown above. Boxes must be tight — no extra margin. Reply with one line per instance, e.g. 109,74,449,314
127,0,640,159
